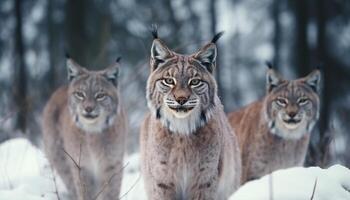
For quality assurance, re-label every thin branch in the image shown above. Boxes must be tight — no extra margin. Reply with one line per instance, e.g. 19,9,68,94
62,148,80,170
310,178,318,200
93,162,130,200
49,163,61,200
118,174,141,200
63,143,86,199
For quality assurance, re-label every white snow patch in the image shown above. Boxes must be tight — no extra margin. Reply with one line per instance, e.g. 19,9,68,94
230,165,350,200
0,138,146,200
0,138,62,200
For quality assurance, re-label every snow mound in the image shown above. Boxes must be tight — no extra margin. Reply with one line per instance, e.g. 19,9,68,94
230,165,350,200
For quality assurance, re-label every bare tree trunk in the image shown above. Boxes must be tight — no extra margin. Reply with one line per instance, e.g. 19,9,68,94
272,0,281,68
311,0,331,167
65,0,111,68
65,0,89,65
46,0,57,98
163,0,181,47
14,0,27,133
294,0,310,75
184,1,201,45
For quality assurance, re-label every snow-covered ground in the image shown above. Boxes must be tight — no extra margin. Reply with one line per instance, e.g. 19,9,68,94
0,138,144,200
231,165,350,200
0,138,349,200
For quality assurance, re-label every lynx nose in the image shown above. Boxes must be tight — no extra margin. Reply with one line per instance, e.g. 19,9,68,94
176,97,188,105
85,106,93,113
288,112,297,118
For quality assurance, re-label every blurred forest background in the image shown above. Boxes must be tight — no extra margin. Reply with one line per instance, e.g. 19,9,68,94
0,0,350,168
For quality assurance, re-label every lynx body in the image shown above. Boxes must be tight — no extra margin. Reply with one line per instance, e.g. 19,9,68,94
140,29,241,200
228,68,321,184
42,58,127,200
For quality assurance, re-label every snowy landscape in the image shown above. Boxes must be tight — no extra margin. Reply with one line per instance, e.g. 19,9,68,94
1,0,350,199
1,138,349,200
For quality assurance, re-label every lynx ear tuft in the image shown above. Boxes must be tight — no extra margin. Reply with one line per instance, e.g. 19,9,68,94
65,52,71,59
211,31,224,44
150,24,158,39
265,61,273,69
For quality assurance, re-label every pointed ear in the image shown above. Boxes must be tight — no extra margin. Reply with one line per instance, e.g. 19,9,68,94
193,43,217,73
150,39,172,71
266,69,284,93
66,58,85,81
103,59,120,86
303,69,321,93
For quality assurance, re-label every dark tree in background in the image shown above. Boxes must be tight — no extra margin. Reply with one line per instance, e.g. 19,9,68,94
272,0,281,68
13,0,27,133
65,0,112,67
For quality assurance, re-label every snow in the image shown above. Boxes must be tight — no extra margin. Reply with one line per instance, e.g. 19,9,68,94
231,165,350,200
0,138,144,200
0,138,60,200
0,138,349,200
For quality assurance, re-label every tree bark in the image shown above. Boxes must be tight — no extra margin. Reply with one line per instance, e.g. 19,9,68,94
272,0,281,68
314,0,331,167
65,0,111,68
46,0,57,98
65,0,88,65
294,0,310,75
14,0,27,133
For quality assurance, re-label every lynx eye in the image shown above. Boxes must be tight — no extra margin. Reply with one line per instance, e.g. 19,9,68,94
95,93,107,101
276,97,288,107
189,79,201,86
74,91,85,100
163,78,175,85
297,97,309,106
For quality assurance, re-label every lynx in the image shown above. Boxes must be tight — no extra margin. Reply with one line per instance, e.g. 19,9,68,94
140,28,241,200
42,56,127,200
228,66,321,184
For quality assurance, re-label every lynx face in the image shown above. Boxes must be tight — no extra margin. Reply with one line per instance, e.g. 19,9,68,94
67,58,120,133
146,39,219,135
264,69,321,139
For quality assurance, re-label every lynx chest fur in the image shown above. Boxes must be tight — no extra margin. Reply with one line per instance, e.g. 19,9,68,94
140,29,241,200
42,57,127,200
228,67,321,184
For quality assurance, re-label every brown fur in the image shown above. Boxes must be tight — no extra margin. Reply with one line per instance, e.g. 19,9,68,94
42,59,127,200
228,69,321,184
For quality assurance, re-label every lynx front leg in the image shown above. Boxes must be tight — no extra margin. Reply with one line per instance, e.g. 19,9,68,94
71,165,95,200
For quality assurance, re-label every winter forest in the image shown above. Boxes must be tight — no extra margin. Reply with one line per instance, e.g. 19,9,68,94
1,0,350,199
